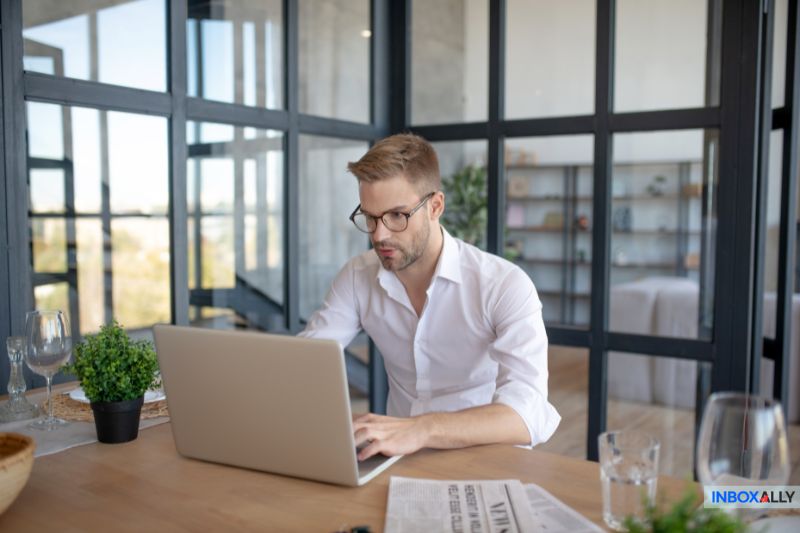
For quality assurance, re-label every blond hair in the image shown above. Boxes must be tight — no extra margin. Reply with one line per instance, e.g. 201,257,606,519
347,133,440,194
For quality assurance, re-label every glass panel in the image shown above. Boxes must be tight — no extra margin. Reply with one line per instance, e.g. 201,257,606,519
34,283,70,323
411,0,488,125
187,122,285,330
109,112,169,214
27,102,64,160
762,130,784,401
607,352,697,478
615,0,721,112
186,0,283,108
298,0,370,123
504,135,594,328
299,135,368,319
505,0,595,119
535,346,588,459
31,218,67,273
29,169,65,213
27,103,170,336
23,0,166,91
773,0,788,109
432,140,488,249
76,220,104,335
609,129,718,340
111,218,171,329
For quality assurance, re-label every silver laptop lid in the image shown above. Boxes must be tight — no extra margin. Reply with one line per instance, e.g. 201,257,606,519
154,324,364,486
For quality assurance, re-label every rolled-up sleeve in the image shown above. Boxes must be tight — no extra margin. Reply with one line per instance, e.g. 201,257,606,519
298,260,362,347
487,267,561,446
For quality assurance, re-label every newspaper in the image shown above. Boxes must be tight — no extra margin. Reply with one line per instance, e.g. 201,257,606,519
525,484,604,532
385,477,603,533
385,477,536,533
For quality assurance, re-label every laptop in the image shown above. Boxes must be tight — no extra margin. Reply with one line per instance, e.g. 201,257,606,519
153,324,402,486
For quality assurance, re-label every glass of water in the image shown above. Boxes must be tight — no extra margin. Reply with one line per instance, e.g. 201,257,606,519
599,430,660,531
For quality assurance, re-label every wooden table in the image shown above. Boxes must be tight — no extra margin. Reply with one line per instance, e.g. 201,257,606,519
0,422,694,532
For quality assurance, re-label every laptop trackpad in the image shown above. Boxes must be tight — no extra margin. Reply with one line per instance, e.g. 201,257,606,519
357,452,392,478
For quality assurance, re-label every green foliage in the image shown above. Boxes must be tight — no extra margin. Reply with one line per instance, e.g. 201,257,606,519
624,488,747,533
441,164,488,247
66,320,159,403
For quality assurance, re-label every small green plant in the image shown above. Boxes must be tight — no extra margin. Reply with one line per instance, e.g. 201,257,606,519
624,487,747,533
442,164,488,247
66,320,159,403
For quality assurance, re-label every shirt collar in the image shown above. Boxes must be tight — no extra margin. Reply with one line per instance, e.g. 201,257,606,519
435,227,462,285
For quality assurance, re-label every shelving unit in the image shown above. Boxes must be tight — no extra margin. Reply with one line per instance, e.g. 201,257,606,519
505,161,704,326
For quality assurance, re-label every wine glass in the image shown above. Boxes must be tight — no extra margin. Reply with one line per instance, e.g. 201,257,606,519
696,391,790,513
24,310,72,430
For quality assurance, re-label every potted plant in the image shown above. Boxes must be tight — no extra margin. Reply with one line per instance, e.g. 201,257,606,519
66,320,159,444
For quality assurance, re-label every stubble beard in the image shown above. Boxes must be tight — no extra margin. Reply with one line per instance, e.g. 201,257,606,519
373,218,431,272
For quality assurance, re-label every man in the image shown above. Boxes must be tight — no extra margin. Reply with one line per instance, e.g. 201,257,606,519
300,133,560,461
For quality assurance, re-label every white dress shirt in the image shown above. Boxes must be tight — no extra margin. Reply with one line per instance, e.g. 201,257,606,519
299,228,560,446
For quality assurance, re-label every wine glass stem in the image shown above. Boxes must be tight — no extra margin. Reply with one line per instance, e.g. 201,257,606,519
45,375,53,421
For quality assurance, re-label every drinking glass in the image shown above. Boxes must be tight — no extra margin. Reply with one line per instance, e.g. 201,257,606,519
0,336,40,422
24,310,72,430
696,392,790,488
598,430,660,531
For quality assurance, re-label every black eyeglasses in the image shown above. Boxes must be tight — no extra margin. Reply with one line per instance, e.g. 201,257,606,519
349,192,436,234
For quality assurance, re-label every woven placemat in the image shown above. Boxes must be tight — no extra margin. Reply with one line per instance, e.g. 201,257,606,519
43,393,169,422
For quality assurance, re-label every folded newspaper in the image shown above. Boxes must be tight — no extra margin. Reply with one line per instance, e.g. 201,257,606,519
384,476,603,533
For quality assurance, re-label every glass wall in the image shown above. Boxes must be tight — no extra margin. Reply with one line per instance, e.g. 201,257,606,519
26,102,170,338
23,0,167,91
298,0,371,122
411,0,488,125
504,135,594,328
187,122,285,330
608,129,718,340
607,352,697,478
505,0,595,119
298,135,368,319
187,0,283,108
432,140,488,248
615,0,721,111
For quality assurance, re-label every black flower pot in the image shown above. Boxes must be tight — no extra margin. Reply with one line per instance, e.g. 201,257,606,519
90,396,144,444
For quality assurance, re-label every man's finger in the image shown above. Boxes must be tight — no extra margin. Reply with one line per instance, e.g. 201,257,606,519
358,439,384,461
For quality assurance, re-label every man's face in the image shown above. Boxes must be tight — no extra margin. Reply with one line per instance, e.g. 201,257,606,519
358,176,433,272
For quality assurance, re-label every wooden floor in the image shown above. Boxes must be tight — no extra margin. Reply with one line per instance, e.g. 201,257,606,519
352,346,800,482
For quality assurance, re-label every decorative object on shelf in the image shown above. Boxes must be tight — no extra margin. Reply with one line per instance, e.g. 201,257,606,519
614,248,629,266
441,164,487,247
645,174,668,197
576,249,587,263
0,337,40,423
65,320,160,444
542,211,564,229
681,182,703,198
575,214,590,231
684,252,700,269
506,204,525,228
507,175,529,198
612,206,632,232
504,146,537,167
0,432,35,516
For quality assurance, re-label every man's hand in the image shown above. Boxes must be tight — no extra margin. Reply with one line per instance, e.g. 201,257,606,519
352,404,531,461
352,413,431,460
